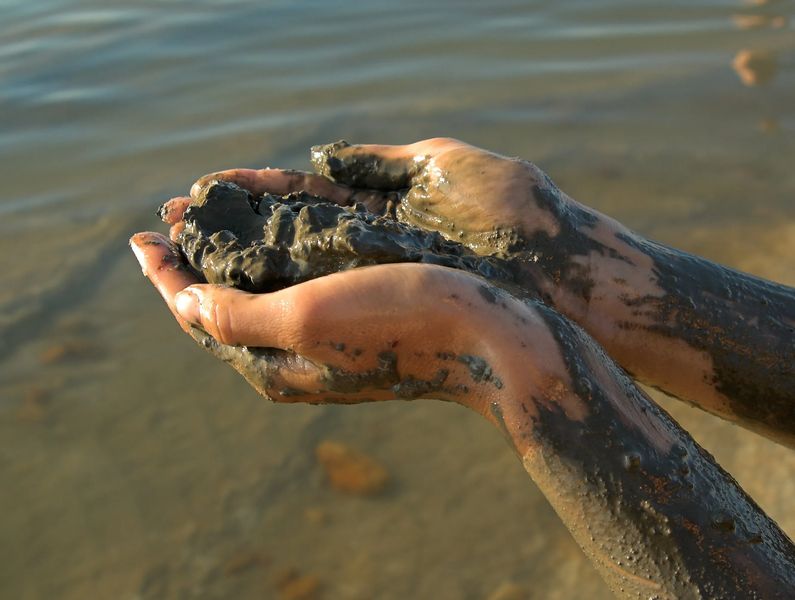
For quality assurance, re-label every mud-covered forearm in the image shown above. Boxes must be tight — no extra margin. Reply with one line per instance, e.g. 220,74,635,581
509,174,795,446
307,140,794,443
610,233,795,445
494,304,795,599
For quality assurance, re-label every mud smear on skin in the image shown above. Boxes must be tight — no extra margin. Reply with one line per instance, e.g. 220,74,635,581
616,234,795,445
172,169,795,596
312,142,795,444
171,180,517,401
519,177,634,303
312,141,628,305
522,306,795,598
189,327,478,404
311,140,416,191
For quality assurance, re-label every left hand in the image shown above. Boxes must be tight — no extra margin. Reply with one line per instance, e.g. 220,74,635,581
129,231,513,412
176,138,631,318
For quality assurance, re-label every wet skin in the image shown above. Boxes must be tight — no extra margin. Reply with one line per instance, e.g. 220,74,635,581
131,230,795,599
142,138,795,597
178,180,516,294
188,138,795,448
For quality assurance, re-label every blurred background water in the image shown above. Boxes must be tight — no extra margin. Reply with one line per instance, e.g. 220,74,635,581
1,0,794,598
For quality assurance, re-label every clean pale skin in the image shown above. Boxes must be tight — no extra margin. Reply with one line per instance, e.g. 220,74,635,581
135,138,795,598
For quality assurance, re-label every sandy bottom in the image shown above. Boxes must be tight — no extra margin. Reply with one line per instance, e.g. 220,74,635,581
2,1,794,595
1,200,793,599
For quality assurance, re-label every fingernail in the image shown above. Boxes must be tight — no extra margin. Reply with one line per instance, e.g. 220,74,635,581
175,289,201,324
129,237,148,275
190,181,204,198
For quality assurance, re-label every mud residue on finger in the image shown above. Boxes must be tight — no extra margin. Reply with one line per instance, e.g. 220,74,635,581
310,140,416,190
188,325,286,400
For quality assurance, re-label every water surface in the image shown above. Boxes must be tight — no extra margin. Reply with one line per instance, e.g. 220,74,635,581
1,1,794,598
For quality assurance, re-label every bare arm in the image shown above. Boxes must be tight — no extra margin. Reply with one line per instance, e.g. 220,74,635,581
132,233,795,599
485,292,795,598
265,138,794,446
516,180,795,448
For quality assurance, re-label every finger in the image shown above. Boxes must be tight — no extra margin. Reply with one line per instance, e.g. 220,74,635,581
157,196,192,224
191,167,398,215
179,289,391,405
174,283,299,348
130,232,200,334
189,168,347,203
226,343,392,405
310,140,420,190
169,220,185,242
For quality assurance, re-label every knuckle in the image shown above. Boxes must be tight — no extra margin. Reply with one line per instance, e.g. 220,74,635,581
205,294,237,346
424,136,457,147
286,293,322,349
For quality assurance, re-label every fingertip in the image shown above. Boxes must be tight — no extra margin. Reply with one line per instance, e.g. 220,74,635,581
129,231,171,251
175,288,201,324
309,140,349,178
190,180,207,198
191,174,218,198
129,236,147,273
192,169,260,197
129,231,157,247
158,197,192,224
129,231,167,273
169,221,186,241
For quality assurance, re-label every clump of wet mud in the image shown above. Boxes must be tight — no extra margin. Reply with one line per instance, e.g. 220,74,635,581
178,181,515,293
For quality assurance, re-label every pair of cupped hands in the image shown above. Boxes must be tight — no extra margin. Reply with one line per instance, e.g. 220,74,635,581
131,138,586,417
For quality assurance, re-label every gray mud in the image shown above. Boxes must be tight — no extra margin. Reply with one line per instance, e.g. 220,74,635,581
178,181,517,294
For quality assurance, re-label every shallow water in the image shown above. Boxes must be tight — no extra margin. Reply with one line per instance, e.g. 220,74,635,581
1,1,794,598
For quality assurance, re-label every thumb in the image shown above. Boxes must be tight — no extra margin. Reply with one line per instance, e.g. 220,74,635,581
174,284,295,348
310,140,419,190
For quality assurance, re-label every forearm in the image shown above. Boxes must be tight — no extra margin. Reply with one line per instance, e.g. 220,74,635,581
489,302,795,599
305,139,794,442
514,176,795,446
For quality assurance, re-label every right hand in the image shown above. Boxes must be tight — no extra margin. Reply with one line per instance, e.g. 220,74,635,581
188,138,560,255
181,138,638,318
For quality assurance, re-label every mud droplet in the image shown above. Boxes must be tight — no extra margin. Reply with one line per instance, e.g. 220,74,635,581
710,512,736,533
478,284,497,304
577,376,593,396
622,452,642,472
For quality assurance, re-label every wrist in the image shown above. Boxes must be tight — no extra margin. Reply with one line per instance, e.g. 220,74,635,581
453,292,589,456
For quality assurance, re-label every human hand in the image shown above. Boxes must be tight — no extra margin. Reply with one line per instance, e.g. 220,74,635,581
185,139,634,316
177,139,795,447
189,138,553,255
129,231,518,412
130,206,795,600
